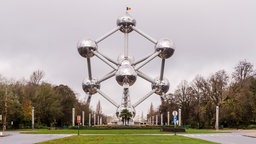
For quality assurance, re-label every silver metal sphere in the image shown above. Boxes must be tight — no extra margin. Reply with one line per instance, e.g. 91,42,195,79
115,60,137,86
82,79,100,95
117,13,136,33
77,39,97,58
152,77,170,95
155,39,175,59
117,55,135,64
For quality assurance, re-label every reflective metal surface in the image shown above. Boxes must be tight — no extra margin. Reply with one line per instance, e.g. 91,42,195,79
151,77,170,95
115,60,137,86
116,84,136,117
82,79,100,95
77,39,97,58
155,39,175,59
78,12,176,117
117,13,136,33
117,54,135,64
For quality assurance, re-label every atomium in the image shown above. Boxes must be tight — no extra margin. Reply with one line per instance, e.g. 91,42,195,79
77,12,175,119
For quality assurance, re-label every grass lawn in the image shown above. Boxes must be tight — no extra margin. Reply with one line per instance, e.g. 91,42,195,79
22,128,224,134
37,135,218,144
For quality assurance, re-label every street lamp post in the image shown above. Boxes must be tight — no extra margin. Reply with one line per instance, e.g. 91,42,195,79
32,107,34,130
215,106,219,130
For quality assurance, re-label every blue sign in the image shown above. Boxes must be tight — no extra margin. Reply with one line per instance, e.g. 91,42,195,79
173,115,177,124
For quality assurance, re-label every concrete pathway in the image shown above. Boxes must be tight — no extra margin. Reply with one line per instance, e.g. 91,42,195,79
0,131,72,144
180,130,256,144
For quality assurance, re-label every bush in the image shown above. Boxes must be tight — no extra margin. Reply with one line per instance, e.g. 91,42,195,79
69,125,162,130
247,124,256,129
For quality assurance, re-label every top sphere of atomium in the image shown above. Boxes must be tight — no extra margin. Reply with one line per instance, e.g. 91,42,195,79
117,13,136,33
155,39,175,59
77,39,97,58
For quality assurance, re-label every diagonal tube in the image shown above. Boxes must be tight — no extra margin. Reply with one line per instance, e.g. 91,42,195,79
132,26,157,44
96,26,121,44
97,89,119,108
136,70,155,83
132,89,156,108
97,70,117,83
93,51,117,70
135,51,160,70
96,51,118,66
133,54,151,66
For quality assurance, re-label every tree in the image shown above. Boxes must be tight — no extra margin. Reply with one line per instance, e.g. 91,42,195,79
221,60,255,127
29,70,45,85
208,70,229,106
190,75,207,128
96,100,102,115
53,85,79,126
34,83,63,126
119,109,132,125
148,103,154,116
232,60,254,82
0,71,92,129
174,80,193,125
208,70,229,129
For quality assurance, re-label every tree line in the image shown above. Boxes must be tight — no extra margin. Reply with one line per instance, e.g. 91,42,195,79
0,70,107,129
1,60,255,129
148,60,256,128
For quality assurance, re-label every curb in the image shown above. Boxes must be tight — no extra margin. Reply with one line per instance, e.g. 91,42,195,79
243,134,256,138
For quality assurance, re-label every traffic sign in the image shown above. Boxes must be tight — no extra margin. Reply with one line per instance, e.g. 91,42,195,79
172,111,178,116
77,115,81,124
173,115,177,123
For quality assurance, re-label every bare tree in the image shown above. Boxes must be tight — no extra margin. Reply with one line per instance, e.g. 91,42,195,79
148,102,154,116
232,60,254,82
209,70,229,106
96,100,102,115
174,80,193,125
30,70,45,85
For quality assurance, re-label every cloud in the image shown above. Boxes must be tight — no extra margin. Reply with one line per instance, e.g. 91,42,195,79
1,0,256,116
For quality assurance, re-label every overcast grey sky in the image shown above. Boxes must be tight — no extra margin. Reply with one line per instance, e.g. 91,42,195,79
1,0,256,116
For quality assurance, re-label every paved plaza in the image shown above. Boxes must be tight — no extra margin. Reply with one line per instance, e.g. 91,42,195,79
0,131,72,144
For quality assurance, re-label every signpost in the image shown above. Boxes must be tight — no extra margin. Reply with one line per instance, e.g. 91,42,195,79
77,115,81,135
172,111,178,135
178,108,181,126
0,115,2,136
